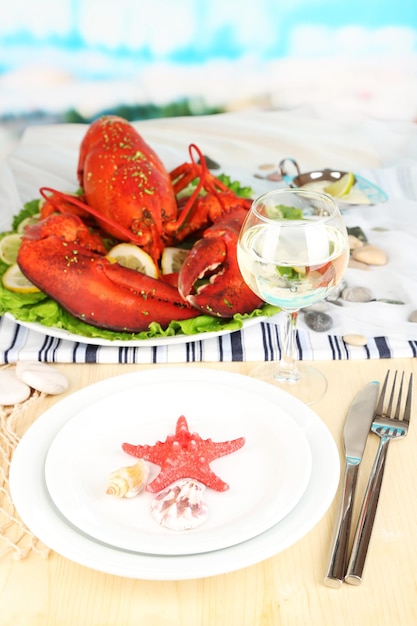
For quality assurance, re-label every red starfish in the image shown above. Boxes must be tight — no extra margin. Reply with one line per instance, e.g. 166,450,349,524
122,415,245,493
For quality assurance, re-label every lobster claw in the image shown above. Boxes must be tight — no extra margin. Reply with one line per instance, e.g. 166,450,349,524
178,208,263,317
17,214,199,333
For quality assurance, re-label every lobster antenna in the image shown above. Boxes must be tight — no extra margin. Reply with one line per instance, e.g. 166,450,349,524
39,187,145,246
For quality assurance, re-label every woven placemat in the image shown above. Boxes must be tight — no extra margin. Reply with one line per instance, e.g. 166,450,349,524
0,369,49,559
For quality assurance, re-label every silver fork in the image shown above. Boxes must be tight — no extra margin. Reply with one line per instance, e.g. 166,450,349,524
344,370,413,585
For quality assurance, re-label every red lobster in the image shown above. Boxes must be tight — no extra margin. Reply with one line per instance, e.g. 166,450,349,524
16,116,263,333
17,214,199,332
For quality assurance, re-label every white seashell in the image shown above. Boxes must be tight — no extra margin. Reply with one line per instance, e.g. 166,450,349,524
151,478,209,531
106,459,149,498
0,369,31,405
16,361,69,395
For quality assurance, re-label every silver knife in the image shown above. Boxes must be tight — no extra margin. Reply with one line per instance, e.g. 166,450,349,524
324,381,379,588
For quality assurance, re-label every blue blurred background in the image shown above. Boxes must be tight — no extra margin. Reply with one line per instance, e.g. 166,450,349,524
0,0,416,128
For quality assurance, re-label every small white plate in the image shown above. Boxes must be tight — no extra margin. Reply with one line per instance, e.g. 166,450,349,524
9,368,340,580
44,375,312,555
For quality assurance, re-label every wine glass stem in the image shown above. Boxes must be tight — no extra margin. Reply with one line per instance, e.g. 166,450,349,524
276,309,301,383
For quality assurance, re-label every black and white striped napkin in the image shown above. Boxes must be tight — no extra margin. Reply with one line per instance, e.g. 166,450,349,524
1,314,416,364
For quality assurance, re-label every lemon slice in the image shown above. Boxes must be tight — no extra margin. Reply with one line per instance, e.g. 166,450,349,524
2,263,41,293
161,247,190,274
0,234,23,265
106,243,158,278
324,172,355,198
17,214,40,234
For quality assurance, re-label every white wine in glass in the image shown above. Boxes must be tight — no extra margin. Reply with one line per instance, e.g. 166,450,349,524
237,188,349,405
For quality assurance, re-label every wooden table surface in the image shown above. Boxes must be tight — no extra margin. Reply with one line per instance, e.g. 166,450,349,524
1,358,416,626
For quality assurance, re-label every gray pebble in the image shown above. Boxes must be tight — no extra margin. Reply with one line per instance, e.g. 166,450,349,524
325,285,345,306
347,226,368,243
409,310,417,323
326,281,347,301
202,154,220,170
342,286,374,303
304,310,333,332
378,298,405,305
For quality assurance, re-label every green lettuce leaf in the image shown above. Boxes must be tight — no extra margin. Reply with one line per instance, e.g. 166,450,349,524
0,260,279,341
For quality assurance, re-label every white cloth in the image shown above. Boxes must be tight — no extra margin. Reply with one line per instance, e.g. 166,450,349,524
1,108,417,363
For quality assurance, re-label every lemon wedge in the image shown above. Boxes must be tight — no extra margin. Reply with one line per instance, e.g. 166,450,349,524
161,247,190,274
17,214,40,234
0,234,23,265
2,263,41,293
324,172,355,198
106,243,158,278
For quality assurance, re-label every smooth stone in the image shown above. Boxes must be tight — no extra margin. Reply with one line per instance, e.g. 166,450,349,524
348,258,370,271
304,310,333,332
266,171,283,181
408,310,417,323
201,154,220,170
352,244,388,266
347,226,368,243
303,302,329,313
348,234,363,250
258,163,275,170
342,286,374,303
378,298,405,305
15,361,69,395
0,370,31,405
343,333,368,347
326,281,347,302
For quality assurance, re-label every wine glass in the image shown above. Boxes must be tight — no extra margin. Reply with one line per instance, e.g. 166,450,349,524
237,188,349,405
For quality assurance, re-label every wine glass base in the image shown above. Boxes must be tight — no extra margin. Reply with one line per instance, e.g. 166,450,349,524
249,362,327,406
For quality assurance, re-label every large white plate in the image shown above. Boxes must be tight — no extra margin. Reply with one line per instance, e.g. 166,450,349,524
4,312,266,347
44,373,312,555
9,368,340,580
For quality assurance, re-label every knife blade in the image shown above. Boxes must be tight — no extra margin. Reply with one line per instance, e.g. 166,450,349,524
324,381,379,588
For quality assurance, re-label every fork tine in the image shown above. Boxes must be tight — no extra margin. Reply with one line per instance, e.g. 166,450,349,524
402,373,413,425
385,370,397,418
393,372,404,420
374,370,390,416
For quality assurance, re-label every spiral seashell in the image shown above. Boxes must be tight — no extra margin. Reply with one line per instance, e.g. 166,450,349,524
106,459,149,498
151,478,208,531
